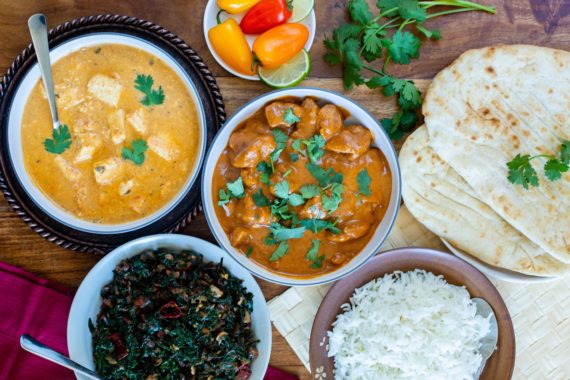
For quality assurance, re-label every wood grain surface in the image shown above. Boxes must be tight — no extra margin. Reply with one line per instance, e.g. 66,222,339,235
0,1,569,379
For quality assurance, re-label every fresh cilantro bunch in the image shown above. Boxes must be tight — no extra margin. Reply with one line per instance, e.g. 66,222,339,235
324,0,495,140
507,141,570,189
44,124,72,154
135,74,165,107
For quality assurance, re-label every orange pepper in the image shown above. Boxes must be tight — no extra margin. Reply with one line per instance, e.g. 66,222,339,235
216,0,261,14
252,23,309,70
208,13,255,76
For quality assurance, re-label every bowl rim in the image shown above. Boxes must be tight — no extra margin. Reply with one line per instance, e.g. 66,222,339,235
0,14,226,254
309,248,516,380
7,32,207,234
201,87,402,286
202,0,317,81
66,233,271,380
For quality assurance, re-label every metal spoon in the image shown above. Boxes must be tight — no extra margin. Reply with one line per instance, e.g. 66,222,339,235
20,334,103,380
27,13,61,130
473,297,499,379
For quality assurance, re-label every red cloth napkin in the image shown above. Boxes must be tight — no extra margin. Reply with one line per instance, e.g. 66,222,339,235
0,261,298,380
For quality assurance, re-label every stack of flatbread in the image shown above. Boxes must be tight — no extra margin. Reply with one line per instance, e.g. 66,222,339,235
400,45,570,277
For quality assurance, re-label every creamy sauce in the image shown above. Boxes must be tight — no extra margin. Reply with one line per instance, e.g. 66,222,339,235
21,44,200,224
213,98,392,278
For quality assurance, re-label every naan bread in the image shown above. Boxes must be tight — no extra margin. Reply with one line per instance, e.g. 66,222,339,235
423,45,570,263
401,126,570,276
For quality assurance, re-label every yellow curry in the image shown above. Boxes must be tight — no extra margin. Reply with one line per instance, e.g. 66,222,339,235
21,44,200,224
213,98,392,277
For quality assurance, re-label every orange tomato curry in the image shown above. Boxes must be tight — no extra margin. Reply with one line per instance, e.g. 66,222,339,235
212,98,392,277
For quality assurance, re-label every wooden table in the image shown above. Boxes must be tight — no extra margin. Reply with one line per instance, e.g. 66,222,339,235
0,1,569,378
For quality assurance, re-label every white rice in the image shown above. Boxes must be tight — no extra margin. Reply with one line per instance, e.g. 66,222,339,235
327,269,490,380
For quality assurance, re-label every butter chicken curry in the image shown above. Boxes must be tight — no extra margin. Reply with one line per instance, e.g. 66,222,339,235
21,44,201,224
213,98,392,277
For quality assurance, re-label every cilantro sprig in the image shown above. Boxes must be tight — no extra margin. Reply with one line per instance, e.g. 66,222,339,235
217,176,245,206
44,124,72,154
324,0,495,140
306,239,325,269
122,139,148,166
135,74,165,106
507,141,570,189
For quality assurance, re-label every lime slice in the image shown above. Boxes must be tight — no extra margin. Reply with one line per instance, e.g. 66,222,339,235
259,49,311,89
289,0,314,23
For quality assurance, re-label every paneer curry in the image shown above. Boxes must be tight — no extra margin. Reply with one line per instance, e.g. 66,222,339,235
213,98,392,277
21,44,201,224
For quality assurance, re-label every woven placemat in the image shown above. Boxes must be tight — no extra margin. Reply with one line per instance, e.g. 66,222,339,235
268,206,570,380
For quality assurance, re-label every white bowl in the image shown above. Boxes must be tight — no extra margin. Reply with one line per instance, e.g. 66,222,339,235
203,0,316,80
201,88,402,286
442,239,557,284
7,33,207,234
67,234,271,380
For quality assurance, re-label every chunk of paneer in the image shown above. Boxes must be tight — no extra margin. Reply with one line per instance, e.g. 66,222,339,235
74,133,103,164
119,180,134,196
127,109,147,135
265,102,303,128
328,221,371,242
238,195,272,226
93,157,124,185
87,74,122,107
326,125,372,157
127,194,146,214
53,82,84,109
148,134,180,161
299,195,328,219
107,109,126,145
241,168,260,190
318,105,343,140
231,227,252,247
231,135,276,168
291,98,319,139
54,156,81,182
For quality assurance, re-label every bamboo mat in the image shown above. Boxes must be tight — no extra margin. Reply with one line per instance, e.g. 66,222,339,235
268,206,570,380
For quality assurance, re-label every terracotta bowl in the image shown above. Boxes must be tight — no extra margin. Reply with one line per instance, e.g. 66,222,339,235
309,248,515,380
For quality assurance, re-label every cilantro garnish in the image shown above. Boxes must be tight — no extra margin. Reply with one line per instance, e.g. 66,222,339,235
226,177,245,198
269,223,306,242
283,108,301,124
300,184,321,199
306,163,343,187
306,239,325,269
269,129,289,168
303,135,326,164
252,189,271,207
269,241,289,262
507,142,570,189
122,139,148,165
218,189,231,206
290,153,300,162
274,180,290,199
322,183,344,213
292,139,306,156
245,246,253,258
270,198,295,221
288,194,305,206
135,74,165,106
44,124,72,154
357,168,372,196
299,219,340,234
323,0,495,141
257,161,272,184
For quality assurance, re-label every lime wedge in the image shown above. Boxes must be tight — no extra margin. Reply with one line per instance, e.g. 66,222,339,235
289,0,314,23
259,49,311,89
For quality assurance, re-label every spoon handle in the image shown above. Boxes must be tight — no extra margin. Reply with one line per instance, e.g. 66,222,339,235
27,14,59,130
20,334,103,380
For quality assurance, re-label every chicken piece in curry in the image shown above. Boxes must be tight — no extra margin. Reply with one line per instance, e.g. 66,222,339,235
21,44,201,224
212,98,392,277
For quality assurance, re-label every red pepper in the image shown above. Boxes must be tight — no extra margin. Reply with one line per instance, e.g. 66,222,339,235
240,0,293,35
159,301,183,319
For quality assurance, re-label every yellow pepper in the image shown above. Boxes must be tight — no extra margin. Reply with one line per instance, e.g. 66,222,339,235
208,14,256,76
216,0,261,14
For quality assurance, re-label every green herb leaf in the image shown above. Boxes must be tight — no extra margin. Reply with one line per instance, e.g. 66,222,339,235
560,140,570,164
245,246,253,258
306,239,325,269
218,189,231,206
300,184,321,199
303,135,326,164
290,152,300,162
288,193,306,207
269,241,289,262
135,74,165,106
274,180,290,199
299,219,341,234
44,124,72,154
252,189,271,207
122,139,148,165
416,24,442,40
357,168,372,196
272,129,289,148
227,177,246,198
292,139,307,156
283,108,301,125
306,163,343,187
386,31,421,65
544,158,569,181
507,154,539,190
322,183,344,213
270,198,296,221
257,161,272,184
269,223,306,242
349,0,373,25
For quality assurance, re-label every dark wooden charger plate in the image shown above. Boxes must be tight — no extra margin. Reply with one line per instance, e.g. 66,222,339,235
309,248,515,380
0,15,225,254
